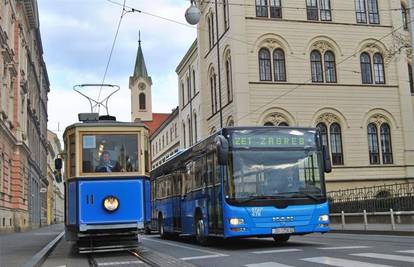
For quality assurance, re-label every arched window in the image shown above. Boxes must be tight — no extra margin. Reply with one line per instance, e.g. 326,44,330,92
192,69,196,94
273,48,286,81
278,122,289,126
186,76,191,100
360,52,372,84
194,113,198,142
139,93,146,110
380,123,393,164
330,123,344,165
223,0,229,29
183,122,186,148
324,51,337,83
367,123,380,164
225,56,233,103
317,122,329,154
409,64,413,94
259,48,272,81
210,69,217,114
207,16,212,48
181,82,185,105
402,4,408,30
256,0,268,17
311,50,323,82
188,117,192,146
264,122,274,126
373,53,385,84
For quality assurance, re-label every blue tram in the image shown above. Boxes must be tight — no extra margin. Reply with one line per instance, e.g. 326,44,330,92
58,114,151,252
151,127,331,245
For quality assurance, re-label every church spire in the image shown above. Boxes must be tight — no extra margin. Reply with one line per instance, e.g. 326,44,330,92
133,31,149,79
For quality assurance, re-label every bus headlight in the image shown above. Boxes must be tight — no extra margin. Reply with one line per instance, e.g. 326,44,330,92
318,215,329,222
103,196,119,212
229,218,245,225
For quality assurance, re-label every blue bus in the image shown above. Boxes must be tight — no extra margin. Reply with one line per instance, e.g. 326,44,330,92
58,114,151,252
151,127,332,244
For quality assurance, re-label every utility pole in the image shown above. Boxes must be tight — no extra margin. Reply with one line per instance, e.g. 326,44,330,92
409,0,414,68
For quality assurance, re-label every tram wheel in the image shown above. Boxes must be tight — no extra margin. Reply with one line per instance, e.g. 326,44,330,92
273,234,290,243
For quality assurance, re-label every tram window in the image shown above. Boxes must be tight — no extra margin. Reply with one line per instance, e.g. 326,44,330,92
69,134,76,177
81,134,139,173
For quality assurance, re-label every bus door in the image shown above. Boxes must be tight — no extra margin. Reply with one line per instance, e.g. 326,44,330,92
207,153,223,233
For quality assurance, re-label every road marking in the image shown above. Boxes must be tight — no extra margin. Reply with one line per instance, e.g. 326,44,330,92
245,262,294,267
180,254,228,261
351,253,414,263
318,246,371,250
142,237,228,256
302,257,393,267
397,250,414,254
252,249,302,254
97,261,143,266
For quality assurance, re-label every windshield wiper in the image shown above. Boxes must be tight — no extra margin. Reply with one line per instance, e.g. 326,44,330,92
237,195,287,203
275,191,320,201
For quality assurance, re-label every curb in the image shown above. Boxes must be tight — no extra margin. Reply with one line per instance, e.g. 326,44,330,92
329,229,414,236
22,231,65,267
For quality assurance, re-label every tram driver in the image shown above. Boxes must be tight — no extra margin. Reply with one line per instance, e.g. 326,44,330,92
95,151,121,172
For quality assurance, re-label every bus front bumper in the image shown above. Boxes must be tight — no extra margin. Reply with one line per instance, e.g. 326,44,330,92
224,223,330,238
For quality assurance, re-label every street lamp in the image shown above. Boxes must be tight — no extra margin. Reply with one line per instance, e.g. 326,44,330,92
184,0,223,128
185,0,201,25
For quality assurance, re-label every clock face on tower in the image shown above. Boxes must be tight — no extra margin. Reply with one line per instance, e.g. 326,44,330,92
138,82,146,90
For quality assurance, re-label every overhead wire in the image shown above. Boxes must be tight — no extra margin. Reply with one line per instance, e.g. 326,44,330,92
104,0,412,124
96,0,129,113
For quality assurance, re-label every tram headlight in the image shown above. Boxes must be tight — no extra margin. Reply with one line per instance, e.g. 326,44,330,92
318,215,329,222
229,218,245,226
103,196,119,212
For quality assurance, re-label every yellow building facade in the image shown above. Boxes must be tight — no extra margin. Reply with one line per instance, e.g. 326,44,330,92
175,0,414,191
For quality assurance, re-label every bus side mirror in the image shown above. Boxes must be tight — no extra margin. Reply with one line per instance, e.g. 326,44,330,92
215,135,229,166
322,145,332,173
55,158,62,170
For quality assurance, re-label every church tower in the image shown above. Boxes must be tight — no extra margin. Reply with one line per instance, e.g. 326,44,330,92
130,32,153,122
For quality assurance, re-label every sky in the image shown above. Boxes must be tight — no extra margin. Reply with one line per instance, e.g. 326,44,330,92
38,0,197,136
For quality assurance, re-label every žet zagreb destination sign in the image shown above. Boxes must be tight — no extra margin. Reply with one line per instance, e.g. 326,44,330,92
231,129,316,148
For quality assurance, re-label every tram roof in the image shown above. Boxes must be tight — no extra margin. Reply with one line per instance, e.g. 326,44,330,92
63,120,148,136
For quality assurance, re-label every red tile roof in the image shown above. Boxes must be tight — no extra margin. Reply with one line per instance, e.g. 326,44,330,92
143,113,171,136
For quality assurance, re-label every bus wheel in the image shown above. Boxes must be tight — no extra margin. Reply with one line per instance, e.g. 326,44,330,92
195,218,209,245
158,215,167,239
273,234,290,243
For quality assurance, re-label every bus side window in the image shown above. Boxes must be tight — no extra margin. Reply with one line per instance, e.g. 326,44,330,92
181,172,186,197
206,153,214,187
194,158,203,189
213,153,220,185
186,163,193,193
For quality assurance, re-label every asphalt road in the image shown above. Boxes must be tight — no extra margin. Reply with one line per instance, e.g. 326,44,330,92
42,232,414,267
141,233,414,267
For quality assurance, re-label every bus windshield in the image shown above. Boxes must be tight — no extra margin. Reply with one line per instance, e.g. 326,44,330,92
227,149,324,201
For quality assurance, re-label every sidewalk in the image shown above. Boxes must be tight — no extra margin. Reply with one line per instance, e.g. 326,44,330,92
0,223,64,267
330,223,414,236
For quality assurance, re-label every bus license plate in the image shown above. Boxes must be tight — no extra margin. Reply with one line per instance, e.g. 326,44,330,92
272,228,295,234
